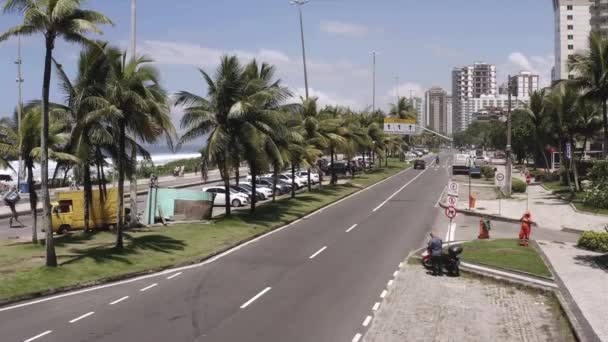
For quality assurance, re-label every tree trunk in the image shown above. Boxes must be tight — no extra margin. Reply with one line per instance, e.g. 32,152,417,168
307,168,312,192
385,148,388,167
250,165,256,214
83,163,92,233
561,139,574,192
220,158,231,216
235,165,240,186
27,163,38,244
272,166,278,202
603,99,608,158
100,162,107,198
128,143,138,228
330,146,337,185
291,163,296,199
97,161,104,203
51,162,61,188
116,122,126,249
62,166,70,188
570,138,581,192
42,38,56,267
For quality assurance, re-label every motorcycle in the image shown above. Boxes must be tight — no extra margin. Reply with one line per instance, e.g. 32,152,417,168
422,244,463,276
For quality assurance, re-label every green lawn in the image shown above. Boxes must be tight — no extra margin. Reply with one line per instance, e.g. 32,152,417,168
460,239,552,278
0,159,408,302
542,181,608,216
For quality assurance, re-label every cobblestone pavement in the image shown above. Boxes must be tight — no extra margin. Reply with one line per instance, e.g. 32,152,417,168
364,264,574,342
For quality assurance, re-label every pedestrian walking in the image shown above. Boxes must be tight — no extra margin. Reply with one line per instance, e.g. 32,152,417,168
427,231,443,276
518,211,532,246
3,185,24,228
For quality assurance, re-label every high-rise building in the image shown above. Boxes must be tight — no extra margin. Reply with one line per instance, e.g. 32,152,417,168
425,86,448,135
591,0,608,34
552,0,592,81
452,62,497,132
410,97,424,128
446,96,453,136
510,71,540,99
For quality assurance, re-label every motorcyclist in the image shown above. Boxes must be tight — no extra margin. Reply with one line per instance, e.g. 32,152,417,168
435,156,440,165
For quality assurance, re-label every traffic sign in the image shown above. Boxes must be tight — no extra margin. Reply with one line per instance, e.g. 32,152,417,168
447,195,458,206
495,172,505,187
383,118,417,135
445,206,457,219
447,181,459,197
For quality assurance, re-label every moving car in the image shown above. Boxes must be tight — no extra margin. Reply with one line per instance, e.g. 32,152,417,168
203,186,249,207
413,159,426,170
452,154,472,175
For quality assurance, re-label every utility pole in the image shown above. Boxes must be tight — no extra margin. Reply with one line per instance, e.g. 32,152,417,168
505,75,513,197
131,0,136,59
291,0,310,99
15,35,24,190
372,51,376,112
395,76,400,113
129,0,139,227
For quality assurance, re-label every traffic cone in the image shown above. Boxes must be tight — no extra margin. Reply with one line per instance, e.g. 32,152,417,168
478,217,490,239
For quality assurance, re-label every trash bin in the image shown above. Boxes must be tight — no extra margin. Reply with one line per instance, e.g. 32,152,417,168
18,182,29,193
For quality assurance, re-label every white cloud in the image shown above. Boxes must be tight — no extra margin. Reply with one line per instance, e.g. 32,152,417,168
386,82,425,99
498,52,554,87
291,87,362,109
320,20,368,37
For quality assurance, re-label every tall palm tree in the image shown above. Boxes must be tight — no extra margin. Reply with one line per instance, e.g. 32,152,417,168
526,89,551,171
569,32,608,158
1,0,112,266
105,52,174,249
176,56,245,216
319,106,348,185
295,97,327,190
574,100,601,164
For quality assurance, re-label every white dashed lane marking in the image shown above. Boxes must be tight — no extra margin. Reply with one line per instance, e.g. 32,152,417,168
69,311,94,324
140,283,158,292
240,287,272,309
109,296,129,305
309,246,327,259
23,330,52,342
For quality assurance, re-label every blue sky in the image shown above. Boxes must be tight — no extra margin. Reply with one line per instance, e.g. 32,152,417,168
0,0,554,121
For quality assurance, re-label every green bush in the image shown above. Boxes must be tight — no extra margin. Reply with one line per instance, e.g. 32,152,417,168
577,231,608,253
588,161,608,184
480,166,495,180
530,170,559,182
512,178,527,193
583,184,608,209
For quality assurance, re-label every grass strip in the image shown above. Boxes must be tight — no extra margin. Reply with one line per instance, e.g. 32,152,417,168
0,159,408,302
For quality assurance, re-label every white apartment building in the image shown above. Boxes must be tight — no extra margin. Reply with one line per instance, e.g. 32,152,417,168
446,96,453,136
461,95,527,126
592,0,608,33
510,71,540,99
553,0,592,81
411,97,425,130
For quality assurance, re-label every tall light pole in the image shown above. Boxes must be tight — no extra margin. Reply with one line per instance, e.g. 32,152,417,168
291,0,310,99
131,0,136,59
395,76,400,112
129,0,138,227
505,75,513,197
371,51,376,112
15,35,24,190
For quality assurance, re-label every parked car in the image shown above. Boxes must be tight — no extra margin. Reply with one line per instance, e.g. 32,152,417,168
413,159,426,170
281,172,307,188
256,178,292,195
203,186,249,207
328,162,350,175
405,152,418,160
474,156,490,165
230,184,263,201
295,170,319,184
238,183,271,200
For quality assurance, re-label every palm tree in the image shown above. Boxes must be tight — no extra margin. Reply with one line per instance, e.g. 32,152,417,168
389,97,417,120
319,106,348,185
526,89,551,172
0,105,77,243
176,56,245,216
1,0,112,267
569,32,608,158
105,52,175,249
294,97,327,190
574,100,601,164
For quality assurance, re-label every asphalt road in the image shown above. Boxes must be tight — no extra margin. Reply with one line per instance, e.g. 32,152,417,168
0,154,449,342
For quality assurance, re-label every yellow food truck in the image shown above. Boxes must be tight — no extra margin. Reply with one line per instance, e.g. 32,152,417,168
51,188,124,234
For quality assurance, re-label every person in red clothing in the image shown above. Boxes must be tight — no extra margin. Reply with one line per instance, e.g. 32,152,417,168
519,211,532,246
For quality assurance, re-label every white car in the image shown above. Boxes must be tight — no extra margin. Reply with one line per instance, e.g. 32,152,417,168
202,186,249,207
279,173,306,188
404,152,418,160
241,183,272,200
295,170,319,184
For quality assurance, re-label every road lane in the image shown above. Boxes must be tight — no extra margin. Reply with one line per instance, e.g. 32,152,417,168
0,154,446,342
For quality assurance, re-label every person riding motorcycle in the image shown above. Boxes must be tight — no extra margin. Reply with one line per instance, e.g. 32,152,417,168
435,156,440,164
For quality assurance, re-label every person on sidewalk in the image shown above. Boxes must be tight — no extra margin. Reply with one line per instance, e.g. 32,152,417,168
519,211,532,246
428,232,443,276
3,186,24,228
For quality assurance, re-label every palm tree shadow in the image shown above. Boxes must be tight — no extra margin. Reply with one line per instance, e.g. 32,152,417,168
59,234,186,266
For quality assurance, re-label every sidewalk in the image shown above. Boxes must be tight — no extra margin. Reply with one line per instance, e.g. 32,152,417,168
364,263,572,342
539,241,608,342
450,182,607,232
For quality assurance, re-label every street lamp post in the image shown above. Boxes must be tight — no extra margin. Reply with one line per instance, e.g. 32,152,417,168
15,35,24,190
291,0,310,99
372,51,376,112
131,0,136,59
506,75,513,197
128,0,139,227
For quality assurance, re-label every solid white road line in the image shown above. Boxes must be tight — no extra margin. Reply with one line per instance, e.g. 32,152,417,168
167,272,182,280
380,290,388,298
372,302,380,311
362,315,372,327
345,224,358,233
109,296,129,305
23,330,52,342
352,333,363,342
69,311,94,323
1,165,419,314
309,246,327,259
240,287,272,309
372,166,430,212
139,283,158,292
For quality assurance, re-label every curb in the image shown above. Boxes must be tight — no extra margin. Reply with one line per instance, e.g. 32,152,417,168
0,164,413,308
438,201,538,227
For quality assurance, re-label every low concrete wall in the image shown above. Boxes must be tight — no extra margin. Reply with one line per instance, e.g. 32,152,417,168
144,188,214,224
